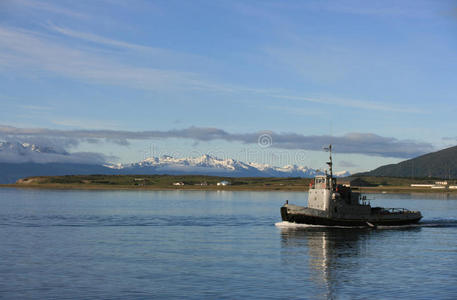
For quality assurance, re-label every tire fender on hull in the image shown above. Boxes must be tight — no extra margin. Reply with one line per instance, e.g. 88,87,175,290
280,206,288,221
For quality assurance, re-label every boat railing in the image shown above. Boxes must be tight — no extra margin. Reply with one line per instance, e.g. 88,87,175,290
383,208,412,214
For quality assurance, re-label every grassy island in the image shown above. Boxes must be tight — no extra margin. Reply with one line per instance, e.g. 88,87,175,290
1,174,457,194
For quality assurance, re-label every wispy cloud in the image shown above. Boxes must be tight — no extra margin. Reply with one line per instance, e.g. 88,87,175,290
0,125,435,158
0,24,425,113
48,24,153,52
13,0,88,19
242,0,445,19
262,43,426,113
0,26,223,92
50,118,121,130
269,94,420,113
311,0,444,18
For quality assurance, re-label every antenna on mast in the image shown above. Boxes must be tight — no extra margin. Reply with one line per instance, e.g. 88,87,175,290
324,144,333,179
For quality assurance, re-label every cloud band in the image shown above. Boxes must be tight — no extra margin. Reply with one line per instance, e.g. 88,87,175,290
0,125,434,158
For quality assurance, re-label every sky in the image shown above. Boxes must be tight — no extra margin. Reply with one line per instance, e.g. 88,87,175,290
1,0,457,173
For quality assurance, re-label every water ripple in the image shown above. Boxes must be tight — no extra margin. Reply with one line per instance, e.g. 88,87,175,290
0,214,274,228
420,218,457,228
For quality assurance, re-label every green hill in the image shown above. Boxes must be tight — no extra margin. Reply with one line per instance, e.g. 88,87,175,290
357,145,457,178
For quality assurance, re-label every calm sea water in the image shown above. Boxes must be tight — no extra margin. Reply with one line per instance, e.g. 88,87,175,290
0,188,456,299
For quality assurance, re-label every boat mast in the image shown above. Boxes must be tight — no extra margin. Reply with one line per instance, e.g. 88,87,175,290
325,144,333,180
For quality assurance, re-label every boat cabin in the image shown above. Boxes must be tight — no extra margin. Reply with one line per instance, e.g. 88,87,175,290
309,175,361,211
312,175,335,190
308,175,333,211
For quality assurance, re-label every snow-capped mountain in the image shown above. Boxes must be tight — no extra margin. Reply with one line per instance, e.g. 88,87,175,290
0,141,108,165
106,154,350,178
0,141,66,156
0,141,116,183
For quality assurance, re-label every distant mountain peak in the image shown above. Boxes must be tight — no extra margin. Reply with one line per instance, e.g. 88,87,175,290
0,141,67,155
0,140,108,166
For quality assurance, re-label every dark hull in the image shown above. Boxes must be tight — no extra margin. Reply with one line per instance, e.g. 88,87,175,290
281,207,422,227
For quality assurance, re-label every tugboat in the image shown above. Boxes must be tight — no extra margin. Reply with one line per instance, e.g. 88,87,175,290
280,145,422,227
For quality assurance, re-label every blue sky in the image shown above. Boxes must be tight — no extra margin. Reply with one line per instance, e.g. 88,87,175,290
1,0,456,173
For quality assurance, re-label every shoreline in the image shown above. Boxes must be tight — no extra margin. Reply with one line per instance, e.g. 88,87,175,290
0,184,307,192
2,183,457,194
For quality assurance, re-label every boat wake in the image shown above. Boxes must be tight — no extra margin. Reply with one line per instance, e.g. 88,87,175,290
274,221,365,229
275,219,457,230
418,219,457,228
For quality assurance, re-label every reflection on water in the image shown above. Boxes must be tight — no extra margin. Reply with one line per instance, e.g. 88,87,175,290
409,193,457,200
280,227,421,299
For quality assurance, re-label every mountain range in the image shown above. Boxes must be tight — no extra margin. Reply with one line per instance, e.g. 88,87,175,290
107,154,350,178
0,142,349,183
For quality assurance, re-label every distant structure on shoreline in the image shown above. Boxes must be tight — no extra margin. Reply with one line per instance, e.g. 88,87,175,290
217,180,231,186
411,181,457,190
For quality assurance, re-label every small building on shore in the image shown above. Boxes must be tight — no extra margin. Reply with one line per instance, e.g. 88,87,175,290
410,184,434,188
217,180,231,186
172,182,185,186
410,181,456,189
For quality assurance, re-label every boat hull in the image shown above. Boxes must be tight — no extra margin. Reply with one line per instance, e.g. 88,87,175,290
281,206,422,227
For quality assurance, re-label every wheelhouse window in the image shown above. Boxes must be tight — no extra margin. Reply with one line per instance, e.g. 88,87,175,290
314,177,328,188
